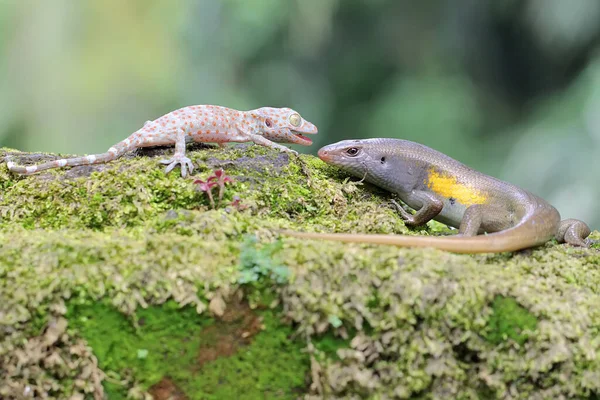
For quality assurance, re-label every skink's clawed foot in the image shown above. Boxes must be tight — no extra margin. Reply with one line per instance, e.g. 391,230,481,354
389,199,413,222
557,219,591,248
567,238,589,248
160,156,195,178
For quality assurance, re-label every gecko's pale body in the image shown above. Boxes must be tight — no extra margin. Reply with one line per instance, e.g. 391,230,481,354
6,105,318,177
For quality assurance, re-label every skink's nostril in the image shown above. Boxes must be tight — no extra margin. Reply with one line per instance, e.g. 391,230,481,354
318,149,328,160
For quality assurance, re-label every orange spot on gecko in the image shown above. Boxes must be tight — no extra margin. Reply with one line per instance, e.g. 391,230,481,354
426,168,488,206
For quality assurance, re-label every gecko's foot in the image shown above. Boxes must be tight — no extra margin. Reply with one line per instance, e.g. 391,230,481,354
264,144,298,155
281,147,298,155
160,156,195,178
5,155,18,172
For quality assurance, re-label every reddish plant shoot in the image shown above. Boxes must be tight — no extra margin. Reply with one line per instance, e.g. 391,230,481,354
194,169,235,208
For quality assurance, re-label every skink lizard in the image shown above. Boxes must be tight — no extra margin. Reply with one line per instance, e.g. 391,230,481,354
6,105,318,177
284,138,591,253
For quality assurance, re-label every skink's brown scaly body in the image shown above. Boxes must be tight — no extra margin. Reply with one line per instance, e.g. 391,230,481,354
285,138,590,253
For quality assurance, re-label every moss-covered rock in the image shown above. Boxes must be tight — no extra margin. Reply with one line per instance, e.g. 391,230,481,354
0,144,598,399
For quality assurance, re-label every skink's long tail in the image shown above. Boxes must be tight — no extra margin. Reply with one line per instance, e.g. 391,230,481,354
281,208,561,254
281,229,549,253
6,137,136,175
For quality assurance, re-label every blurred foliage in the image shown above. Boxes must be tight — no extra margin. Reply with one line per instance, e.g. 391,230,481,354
1,0,599,228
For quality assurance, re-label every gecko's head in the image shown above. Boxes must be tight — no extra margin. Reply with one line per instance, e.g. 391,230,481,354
252,107,318,146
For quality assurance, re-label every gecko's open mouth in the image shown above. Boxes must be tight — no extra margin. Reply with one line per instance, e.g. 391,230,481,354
292,131,313,145
288,120,318,146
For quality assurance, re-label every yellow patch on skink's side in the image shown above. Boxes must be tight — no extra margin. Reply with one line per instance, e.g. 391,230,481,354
426,168,488,206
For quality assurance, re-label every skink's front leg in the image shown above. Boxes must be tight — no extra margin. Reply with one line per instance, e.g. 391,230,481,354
391,190,443,226
160,128,195,177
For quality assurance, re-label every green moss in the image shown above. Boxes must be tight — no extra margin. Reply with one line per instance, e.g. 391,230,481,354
1,144,600,399
67,300,210,385
0,162,200,230
0,146,410,238
238,236,289,285
485,296,538,345
103,381,128,400
189,309,308,399
313,331,351,360
68,299,309,399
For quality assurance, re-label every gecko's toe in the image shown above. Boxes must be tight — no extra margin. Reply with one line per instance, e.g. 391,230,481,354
184,159,195,174
164,162,177,174
161,156,194,177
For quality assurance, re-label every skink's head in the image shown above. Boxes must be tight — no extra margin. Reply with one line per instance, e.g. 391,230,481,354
250,107,318,146
318,139,385,175
318,138,417,192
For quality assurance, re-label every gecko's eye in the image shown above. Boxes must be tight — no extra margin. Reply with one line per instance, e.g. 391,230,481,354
265,118,273,128
289,113,301,127
346,147,360,156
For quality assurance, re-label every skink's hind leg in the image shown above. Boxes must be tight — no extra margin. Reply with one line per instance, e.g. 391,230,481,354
457,205,484,236
458,204,514,236
556,219,591,247
159,129,194,177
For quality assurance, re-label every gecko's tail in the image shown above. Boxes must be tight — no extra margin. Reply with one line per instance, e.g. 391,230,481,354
5,137,137,175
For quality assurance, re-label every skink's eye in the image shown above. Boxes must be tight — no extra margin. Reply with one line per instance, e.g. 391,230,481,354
346,147,360,156
265,118,273,128
289,113,301,127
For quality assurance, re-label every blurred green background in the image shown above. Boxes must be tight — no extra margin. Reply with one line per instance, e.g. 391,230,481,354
1,0,599,229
